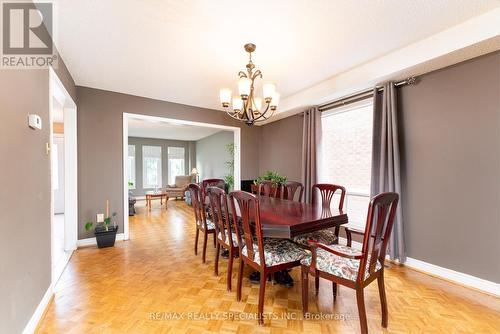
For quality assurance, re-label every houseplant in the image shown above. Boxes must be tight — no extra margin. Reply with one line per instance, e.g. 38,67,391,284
224,143,235,191
251,170,287,195
85,201,118,248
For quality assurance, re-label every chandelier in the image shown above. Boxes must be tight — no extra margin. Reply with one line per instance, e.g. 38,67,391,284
219,43,280,126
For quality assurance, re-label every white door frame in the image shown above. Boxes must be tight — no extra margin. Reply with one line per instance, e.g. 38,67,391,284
122,112,241,240
49,67,78,285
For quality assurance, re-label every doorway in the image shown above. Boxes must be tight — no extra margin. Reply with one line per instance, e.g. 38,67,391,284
49,68,78,286
122,113,241,240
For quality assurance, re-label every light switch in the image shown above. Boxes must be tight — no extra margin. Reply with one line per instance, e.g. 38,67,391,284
28,114,42,129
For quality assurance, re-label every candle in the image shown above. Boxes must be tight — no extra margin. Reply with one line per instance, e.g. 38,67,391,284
106,200,109,218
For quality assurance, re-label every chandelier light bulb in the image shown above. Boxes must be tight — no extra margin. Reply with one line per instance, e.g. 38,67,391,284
270,92,280,110
238,78,251,98
253,97,262,112
219,88,232,107
232,96,243,112
263,83,276,102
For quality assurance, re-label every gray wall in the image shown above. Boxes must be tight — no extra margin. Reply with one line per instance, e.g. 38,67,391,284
0,63,76,332
77,87,261,239
399,51,500,283
196,131,234,180
128,137,193,196
259,115,303,182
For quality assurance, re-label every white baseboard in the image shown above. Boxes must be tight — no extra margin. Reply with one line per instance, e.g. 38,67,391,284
77,233,126,248
403,257,500,297
22,283,53,334
338,237,500,297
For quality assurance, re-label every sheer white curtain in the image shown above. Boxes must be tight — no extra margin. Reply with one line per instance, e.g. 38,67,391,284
143,146,162,188
168,147,185,185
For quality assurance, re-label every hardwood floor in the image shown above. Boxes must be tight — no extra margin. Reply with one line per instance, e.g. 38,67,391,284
37,200,500,333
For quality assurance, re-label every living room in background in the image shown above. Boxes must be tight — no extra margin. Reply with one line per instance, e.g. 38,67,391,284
123,113,241,241
319,99,373,230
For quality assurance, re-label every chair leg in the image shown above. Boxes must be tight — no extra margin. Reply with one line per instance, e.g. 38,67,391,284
332,282,337,302
301,265,309,315
236,259,244,301
356,287,368,334
202,230,208,263
213,233,216,247
258,270,266,326
314,271,320,295
377,272,388,328
227,248,234,292
214,243,220,275
194,228,199,255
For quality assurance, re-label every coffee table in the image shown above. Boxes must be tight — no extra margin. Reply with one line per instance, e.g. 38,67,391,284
145,191,169,211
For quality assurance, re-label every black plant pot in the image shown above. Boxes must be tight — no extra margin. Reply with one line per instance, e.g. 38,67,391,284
94,225,118,248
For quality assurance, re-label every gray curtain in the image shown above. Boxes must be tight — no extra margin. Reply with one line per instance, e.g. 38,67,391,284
371,82,406,263
302,107,321,203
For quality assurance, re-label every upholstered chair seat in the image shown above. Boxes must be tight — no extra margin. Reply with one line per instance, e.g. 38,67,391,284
301,244,381,281
241,238,308,267
292,228,338,247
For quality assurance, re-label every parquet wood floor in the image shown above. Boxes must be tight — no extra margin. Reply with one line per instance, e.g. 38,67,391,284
36,200,500,333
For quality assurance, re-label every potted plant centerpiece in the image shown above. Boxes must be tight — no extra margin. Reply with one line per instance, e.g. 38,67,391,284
85,200,119,248
251,170,287,196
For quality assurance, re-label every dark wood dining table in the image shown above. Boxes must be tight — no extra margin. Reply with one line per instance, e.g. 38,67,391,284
208,195,348,239
253,196,348,238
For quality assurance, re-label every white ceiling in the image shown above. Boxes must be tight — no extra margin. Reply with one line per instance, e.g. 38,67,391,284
128,118,223,141
53,0,499,112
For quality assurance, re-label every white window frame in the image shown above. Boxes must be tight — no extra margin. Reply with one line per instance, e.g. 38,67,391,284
142,145,162,189
320,99,373,231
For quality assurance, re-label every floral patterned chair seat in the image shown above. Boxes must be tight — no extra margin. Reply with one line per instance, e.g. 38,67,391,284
292,228,338,247
196,218,215,230
241,238,308,267
301,244,382,281
217,230,240,247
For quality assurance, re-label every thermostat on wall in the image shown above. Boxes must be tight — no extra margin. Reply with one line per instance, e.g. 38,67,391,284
28,114,42,130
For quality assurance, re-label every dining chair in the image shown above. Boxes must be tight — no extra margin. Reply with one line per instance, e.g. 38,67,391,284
207,186,239,291
292,184,345,247
281,181,304,202
229,190,308,325
188,183,216,263
292,183,346,293
201,178,226,202
257,180,278,198
301,192,399,334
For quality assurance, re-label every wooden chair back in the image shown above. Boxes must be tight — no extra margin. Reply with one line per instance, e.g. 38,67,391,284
206,186,233,246
312,183,346,210
229,191,265,266
358,192,399,283
188,183,208,230
258,180,278,198
201,178,225,202
282,181,304,202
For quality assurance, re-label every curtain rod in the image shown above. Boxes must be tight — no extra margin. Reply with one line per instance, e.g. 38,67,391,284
318,76,418,112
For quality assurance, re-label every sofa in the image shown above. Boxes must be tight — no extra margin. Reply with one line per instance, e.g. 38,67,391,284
165,175,193,199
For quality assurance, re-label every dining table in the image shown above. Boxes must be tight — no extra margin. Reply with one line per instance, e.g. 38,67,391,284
254,195,348,239
205,194,349,239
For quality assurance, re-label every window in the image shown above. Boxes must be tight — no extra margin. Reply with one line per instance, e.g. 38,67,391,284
167,147,185,185
319,99,373,230
142,146,162,188
127,145,136,189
